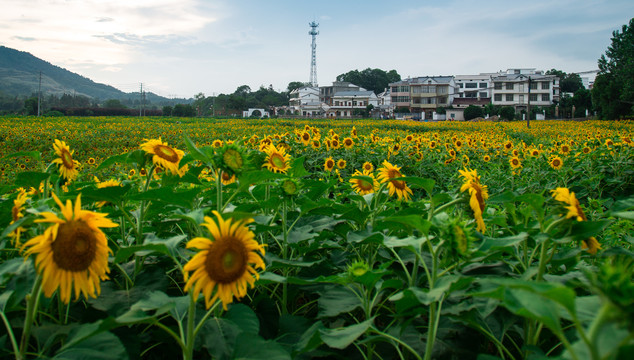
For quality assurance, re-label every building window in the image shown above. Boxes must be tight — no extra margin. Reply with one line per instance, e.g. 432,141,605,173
494,82,503,90
529,94,538,101
437,86,448,94
438,97,447,104
458,83,464,88
479,83,487,88
506,94,514,101
529,82,538,90
465,83,477,88
465,92,476,98
479,92,487,98
494,94,502,101
542,94,550,101
506,83,514,90
542,82,550,89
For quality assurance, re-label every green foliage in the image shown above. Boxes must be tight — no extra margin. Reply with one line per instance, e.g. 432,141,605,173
336,68,401,94
593,18,634,119
463,105,484,120
103,99,126,108
499,106,515,120
23,97,37,115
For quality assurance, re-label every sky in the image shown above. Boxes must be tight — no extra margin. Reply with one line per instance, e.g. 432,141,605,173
2,0,633,98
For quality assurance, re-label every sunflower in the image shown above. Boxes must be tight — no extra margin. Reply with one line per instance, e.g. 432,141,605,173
343,137,354,149
140,138,184,175
183,211,266,310
459,168,488,233
21,194,117,304
52,139,80,181
362,162,374,172
551,187,601,254
9,189,29,246
349,169,379,195
330,138,340,150
503,141,513,151
483,155,491,162
218,171,236,185
377,160,413,201
262,144,291,174
324,157,335,172
300,131,311,146
87,157,96,165
551,187,587,221
212,139,224,148
95,179,121,208
350,126,358,139
218,144,247,175
311,139,321,150
549,156,563,170
337,159,347,169
509,156,522,169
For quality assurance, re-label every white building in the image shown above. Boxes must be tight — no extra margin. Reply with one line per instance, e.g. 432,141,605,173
289,86,324,116
454,74,493,99
327,90,378,118
491,69,560,112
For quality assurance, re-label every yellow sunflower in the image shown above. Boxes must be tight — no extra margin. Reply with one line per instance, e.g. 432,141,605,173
362,162,374,172
459,168,488,233
549,156,564,170
95,179,122,208
183,211,266,310
9,189,29,246
377,160,413,201
140,138,184,175
21,194,118,304
551,187,601,254
343,137,354,149
324,157,335,172
262,144,291,174
337,159,347,169
509,156,522,169
349,169,379,195
52,139,80,181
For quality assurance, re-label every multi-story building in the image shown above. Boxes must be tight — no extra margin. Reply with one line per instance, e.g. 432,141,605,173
326,90,378,118
491,69,559,112
320,81,362,105
454,74,493,99
289,86,323,116
389,76,456,119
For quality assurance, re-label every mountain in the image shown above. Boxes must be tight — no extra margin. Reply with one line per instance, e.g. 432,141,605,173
0,46,180,103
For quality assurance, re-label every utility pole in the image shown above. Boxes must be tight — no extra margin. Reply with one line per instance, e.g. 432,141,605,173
526,76,531,128
37,71,42,116
139,83,143,117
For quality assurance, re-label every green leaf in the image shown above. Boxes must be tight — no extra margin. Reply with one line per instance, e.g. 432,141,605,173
114,234,186,262
183,136,213,164
319,318,373,350
476,232,528,252
54,330,126,360
115,291,176,323
201,318,240,360
488,191,516,204
383,235,429,251
2,150,41,162
81,184,131,204
376,215,431,235
232,336,291,360
318,286,362,318
14,171,50,189
394,176,435,194
610,211,634,220
226,304,260,335
129,187,201,208
96,153,130,170
290,156,309,178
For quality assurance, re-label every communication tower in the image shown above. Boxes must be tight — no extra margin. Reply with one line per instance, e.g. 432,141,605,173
309,21,319,87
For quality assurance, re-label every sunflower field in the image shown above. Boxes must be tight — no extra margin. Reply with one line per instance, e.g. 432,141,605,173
1,116,633,360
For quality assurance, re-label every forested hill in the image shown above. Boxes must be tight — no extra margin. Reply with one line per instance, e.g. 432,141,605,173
0,46,170,102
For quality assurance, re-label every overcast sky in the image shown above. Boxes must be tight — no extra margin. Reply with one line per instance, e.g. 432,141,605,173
2,0,632,98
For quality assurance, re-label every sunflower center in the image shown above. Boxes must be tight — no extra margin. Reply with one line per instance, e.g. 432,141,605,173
271,153,286,169
553,159,561,167
357,179,373,191
205,237,248,284
223,149,243,171
61,149,74,169
52,220,97,272
12,206,21,222
326,160,334,168
154,144,179,163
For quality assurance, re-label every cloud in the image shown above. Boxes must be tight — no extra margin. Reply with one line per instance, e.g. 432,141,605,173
12,36,36,41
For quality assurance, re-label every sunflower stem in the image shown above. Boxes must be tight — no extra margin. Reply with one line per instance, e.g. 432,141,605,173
184,292,196,360
0,310,19,360
19,275,43,360
193,299,221,337
216,172,223,213
281,198,288,315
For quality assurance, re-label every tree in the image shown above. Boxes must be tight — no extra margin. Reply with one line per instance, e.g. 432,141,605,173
104,99,126,108
24,97,38,115
463,105,484,120
499,106,515,121
287,82,308,92
162,105,173,116
336,68,401,94
593,18,634,119
546,69,584,94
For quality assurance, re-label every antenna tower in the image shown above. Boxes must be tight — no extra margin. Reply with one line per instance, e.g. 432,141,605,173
308,21,319,87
